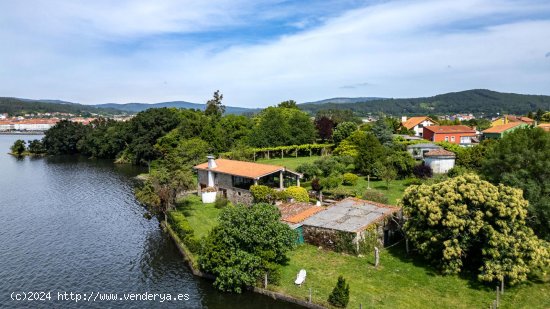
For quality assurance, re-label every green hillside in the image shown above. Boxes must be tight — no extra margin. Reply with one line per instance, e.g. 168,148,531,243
0,97,125,116
299,89,550,116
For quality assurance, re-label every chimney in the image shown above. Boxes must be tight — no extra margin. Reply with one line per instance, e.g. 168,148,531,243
401,116,407,123
207,155,217,169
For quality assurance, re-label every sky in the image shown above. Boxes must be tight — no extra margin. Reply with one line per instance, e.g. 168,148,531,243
1,0,550,107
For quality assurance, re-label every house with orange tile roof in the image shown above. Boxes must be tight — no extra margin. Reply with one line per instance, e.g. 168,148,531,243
401,116,437,137
194,156,302,205
482,122,527,139
491,115,534,127
423,125,477,145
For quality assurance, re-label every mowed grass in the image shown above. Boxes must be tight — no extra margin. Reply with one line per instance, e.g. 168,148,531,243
257,155,320,171
271,244,550,309
342,177,411,205
174,195,221,238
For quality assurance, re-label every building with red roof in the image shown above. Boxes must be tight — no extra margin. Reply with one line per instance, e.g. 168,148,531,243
423,125,476,145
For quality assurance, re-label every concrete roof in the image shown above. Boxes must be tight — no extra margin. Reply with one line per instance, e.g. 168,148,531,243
300,197,400,233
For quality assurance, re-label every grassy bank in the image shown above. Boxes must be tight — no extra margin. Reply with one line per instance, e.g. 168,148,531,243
272,244,550,309
173,195,221,238
339,177,410,205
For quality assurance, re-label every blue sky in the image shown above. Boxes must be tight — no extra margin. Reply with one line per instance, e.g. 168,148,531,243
1,0,550,107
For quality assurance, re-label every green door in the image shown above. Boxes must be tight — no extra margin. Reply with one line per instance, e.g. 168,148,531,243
296,226,304,244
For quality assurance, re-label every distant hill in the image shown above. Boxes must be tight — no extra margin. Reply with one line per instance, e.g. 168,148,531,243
301,97,385,105
299,89,550,116
93,101,260,115
0,97,126,116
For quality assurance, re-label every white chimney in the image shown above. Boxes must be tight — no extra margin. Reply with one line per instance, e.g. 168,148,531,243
401,116,407,122
207,155,217,169
206,155,217,187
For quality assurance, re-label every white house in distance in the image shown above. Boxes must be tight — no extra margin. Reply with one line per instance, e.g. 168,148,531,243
423,149,456,173
401,116,437,137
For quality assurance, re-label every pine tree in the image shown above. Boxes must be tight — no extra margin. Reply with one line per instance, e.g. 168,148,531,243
328,275,350,308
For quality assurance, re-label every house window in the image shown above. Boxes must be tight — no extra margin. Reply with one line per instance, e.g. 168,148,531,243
232,176,254,190
451,136,455,142
444,136,449,142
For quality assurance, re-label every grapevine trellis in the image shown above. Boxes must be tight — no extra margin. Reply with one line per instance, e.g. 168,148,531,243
220,143,334,161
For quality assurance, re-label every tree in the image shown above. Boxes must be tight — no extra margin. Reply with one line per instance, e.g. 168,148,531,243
135,166,195,221
248,107,316,147
315,116,334,142
200,204,296,293
401,174,549,284
385,150,416,179
328,275,350,308
534,108,544,121
374,162,397,189
354,132,385,176
314,109,361,125
278,100,298,109
43,120,89,155
27,139,46,154
413,163,433,179
10,139,26,156
205,90,225,118
371,116,394,146
481,127,550,240
332,122,358,145
541,111,550,123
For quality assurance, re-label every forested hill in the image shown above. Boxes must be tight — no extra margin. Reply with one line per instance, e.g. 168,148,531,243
0,97,125,116
299,89,550,116
93,101,260,114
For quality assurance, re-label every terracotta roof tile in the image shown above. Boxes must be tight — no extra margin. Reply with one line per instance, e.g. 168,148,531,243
285,207,325,224
424,125,476,134
483,122,523,133
194,158,285,179
402,116,436,129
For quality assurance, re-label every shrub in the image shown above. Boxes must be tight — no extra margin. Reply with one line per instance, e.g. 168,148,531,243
311,178,323,192
320,176,342,189
286,186,309,202
296,163,321,181
326,187,354,199
447,166,470,178
328,276,350,308
250,185,275,203
342,173,359,186
274,189,290,202
168,212,200,253
214,196,230,209
413,163,433,179
362,190,389,204
203,186,217,192
403,178,422,186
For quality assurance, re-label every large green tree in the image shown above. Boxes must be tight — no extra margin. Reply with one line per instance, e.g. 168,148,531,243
402,174,549,284
200,204,296,293
248,107,316,147
481,127,550,240
10,139,26,156
354,132,385,176
43,120,89,155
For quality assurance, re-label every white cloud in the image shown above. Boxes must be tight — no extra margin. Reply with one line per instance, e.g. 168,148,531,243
0,0,549,106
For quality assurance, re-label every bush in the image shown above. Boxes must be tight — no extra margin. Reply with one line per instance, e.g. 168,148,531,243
342,173,359,186
447,166,470,178
296,163,321,181
286,186,309,202
311,178,323,192
413,164,433,179
250,185,275,203
274,189,290,202
326,187,355,199
362,190,389,204
214,196,230,209
320,176,342,189
403,178,422,186
168,212,201,253
328,275,350,308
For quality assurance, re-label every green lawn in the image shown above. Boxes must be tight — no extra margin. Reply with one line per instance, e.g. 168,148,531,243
341,177,411,205
174,195,222,238
271,244,550,309
257,155,320,170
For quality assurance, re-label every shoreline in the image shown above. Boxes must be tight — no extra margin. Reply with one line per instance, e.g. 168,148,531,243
162,221,326,309
0,131,45,135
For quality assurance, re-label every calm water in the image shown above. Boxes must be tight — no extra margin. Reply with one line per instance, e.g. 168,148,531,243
0,134,300,309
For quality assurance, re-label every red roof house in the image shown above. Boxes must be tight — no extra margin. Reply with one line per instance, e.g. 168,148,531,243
423,125,476,145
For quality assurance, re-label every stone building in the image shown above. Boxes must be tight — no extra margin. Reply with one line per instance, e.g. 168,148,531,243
193,156,302,205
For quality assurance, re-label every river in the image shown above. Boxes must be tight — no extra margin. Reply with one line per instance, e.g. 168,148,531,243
0,134,301,309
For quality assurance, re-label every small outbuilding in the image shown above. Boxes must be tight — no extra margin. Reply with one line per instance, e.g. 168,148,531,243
423,149,456,173
406,142,442,160
298,198,401,254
